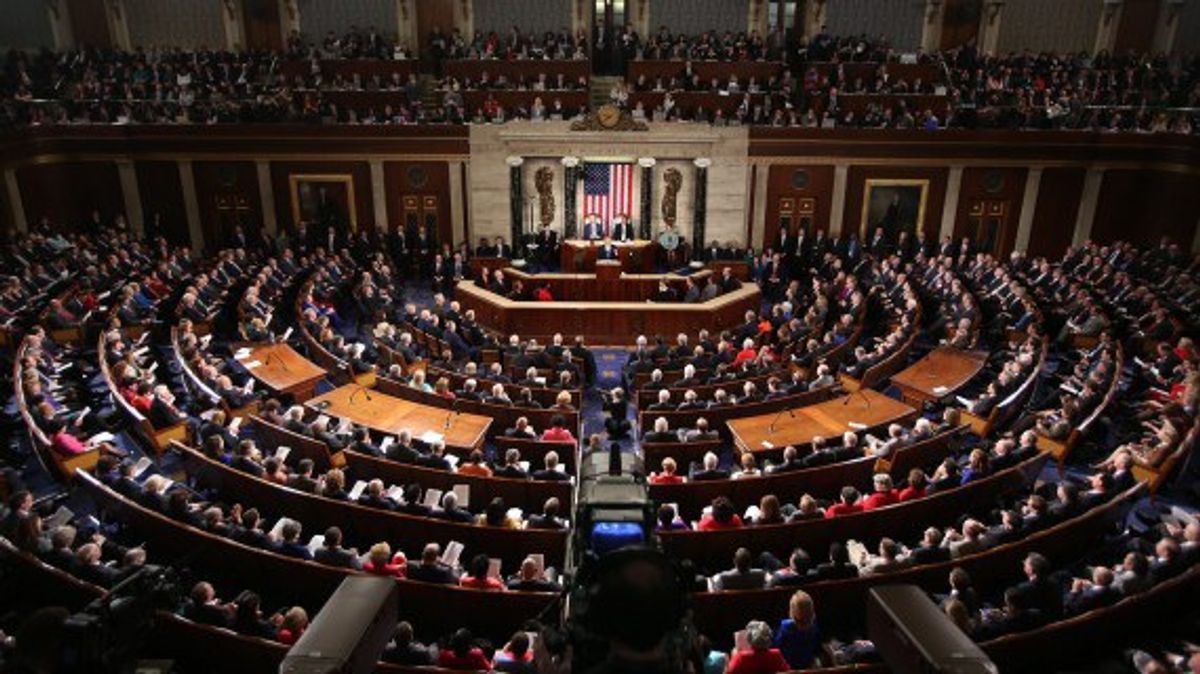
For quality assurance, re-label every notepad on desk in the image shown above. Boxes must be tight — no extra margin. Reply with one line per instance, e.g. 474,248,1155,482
847,422,867,430
932,386,949,395
420,431,444,446
242,360,262,369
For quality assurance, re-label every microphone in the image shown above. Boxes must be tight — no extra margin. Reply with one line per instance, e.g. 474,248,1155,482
348,385,373,404
443,397,461,430
767,406,796,434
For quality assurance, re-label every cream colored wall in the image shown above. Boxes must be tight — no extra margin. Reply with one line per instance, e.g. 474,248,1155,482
467,122,750,247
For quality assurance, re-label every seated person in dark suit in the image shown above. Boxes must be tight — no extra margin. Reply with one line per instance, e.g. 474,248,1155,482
313,526,362,569
711,547,769,591
184,581,234,628
275,519,314,561
1064,566,1121,616
383,621,436,666
350,427,382,457
494,448,530,479
531,451,570,481
357,479,396,511
691,451,731,481
768,548,814,587
405,543,459,585
809,542,859,581
415,441,452,471
434,491,475,523
642,416,678,443
906,527,952,565
506,557,562,592
396,483,432,517
231,440,266,477
527,497,569,530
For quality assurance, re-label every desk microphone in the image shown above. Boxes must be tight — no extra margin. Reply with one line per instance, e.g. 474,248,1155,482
767,406,796,434
443,397,461,431
265,350,290,371
348,385,373,404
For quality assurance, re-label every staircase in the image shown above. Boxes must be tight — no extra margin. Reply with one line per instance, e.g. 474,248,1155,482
589,76,620,111
419,74,440,109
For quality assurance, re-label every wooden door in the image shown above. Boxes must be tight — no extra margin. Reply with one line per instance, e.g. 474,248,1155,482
67,0,112,48
1114,0,1161,53
243,0,282,51
940,0,981,50
965,200,1008,256
416,0,455,57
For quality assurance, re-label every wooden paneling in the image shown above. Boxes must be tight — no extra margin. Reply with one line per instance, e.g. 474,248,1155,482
192,161,262,251
135,161,189,246
383,161,452,244
953,166,1028,255
843,165,949,241
1027,167,1083,259
1092,169,1200,248
16,162,122,231
269,160,374,234
67,0,112,48
1114,0,1161,53
416,0,455,55
764,164,835,244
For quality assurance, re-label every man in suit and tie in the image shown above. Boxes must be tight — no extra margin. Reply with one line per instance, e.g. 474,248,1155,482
494,236,512,259
777,224,796,257
582,215,604,241
611,214,635,242
597,238,619,260
536,223,559,267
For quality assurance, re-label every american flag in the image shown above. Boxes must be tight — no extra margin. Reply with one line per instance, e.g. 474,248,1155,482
583,162,634,228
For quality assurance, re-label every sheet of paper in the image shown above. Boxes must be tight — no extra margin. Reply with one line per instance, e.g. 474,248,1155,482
307,534,325,553
348,480,368,501
423,488,443,508
242,360,262,369
847,422,867,430
229,416,243,432
281,327,293,341
419,430,444,445
274,446,290,463
386,485,404,501
440,540,464,567
530,553,545,575
380,436,395,450
733,630,750,652
487,558,502,579
452,484,470,509
132,457,152,477
45,505,74,530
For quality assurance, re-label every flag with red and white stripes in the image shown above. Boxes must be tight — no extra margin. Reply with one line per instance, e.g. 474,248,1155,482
582,162,634,229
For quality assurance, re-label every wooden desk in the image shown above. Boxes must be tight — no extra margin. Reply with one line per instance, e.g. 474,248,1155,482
308,385,491,451
457,280,761,344
727,389,916,454
560,239,655,273
889,347,987,406
235,343,326,402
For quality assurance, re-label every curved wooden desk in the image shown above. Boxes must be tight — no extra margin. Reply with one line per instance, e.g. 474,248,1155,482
456,280,761,344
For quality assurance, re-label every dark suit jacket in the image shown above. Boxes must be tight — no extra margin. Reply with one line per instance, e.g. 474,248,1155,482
314,546,361,569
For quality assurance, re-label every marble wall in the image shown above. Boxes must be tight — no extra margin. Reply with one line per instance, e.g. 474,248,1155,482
1176,0,1200,54
297,0,397,40
0,0,54,49
650,0,749,34
996,0,1101,53
824,0,923,51
468,121,749,247
125,0,224,49
473,0,573,35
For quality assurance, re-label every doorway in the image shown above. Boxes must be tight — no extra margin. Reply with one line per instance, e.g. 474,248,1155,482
593,0,628,76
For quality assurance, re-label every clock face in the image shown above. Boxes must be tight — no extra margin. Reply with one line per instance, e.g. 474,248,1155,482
598,104,621,127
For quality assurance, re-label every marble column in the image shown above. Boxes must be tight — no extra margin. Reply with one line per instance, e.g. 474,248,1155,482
1014,167,1042,252
507,156,525,255
920,0,944,53
1073,168,1106,246
46,0,74,49
105,0,132,51
178,161,205,253
450,160,466,244
369,159,387,236
220,0,246,50
940,166,964,242
978,0,1005,56
4,169,28,234
116,160,144,236
562,157,580,239
638,157,655,240
257,160,278,235
692,158,711,260
829,164,848,237
1094,0,1123,54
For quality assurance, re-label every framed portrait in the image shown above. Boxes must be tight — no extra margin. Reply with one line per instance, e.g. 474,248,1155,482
289,174,357,230
860,179,929,239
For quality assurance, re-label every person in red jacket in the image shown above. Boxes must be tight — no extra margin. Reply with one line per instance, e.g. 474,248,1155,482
437,628,492,670
697,496,744,530
362,542,407,578
824,486,863,518
727,620,791,674
459,553,505,591
897,468,927,501
861,473,898,510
